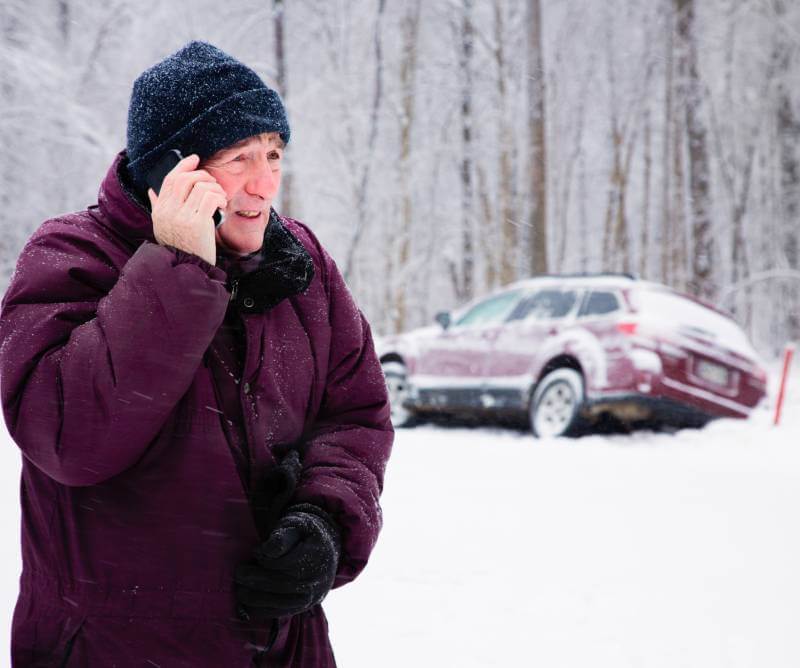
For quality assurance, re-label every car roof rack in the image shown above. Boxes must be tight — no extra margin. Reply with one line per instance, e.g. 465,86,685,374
528,272,638,280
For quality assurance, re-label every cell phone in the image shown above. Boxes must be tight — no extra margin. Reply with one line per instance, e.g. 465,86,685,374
145,149,224,227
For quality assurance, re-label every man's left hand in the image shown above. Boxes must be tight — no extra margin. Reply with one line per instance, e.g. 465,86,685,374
235,504,340,619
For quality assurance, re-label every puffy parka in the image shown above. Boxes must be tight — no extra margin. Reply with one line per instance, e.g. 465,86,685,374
0,153,393,667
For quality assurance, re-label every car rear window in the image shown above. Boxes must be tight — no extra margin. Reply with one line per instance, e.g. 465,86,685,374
509,290,578,321
632,289,756,355
578,291,620,317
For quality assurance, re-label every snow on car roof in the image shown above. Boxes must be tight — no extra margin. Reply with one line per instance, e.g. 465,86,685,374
508,275,734,318
508,274,650,291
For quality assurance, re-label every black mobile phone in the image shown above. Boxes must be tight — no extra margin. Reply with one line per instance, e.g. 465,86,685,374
145,149,223,227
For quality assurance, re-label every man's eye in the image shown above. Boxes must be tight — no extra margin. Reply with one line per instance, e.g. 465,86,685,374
230,155,246,163
267,151,282,161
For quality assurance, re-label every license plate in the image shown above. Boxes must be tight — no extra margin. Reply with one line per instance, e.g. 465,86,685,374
696,359,729,386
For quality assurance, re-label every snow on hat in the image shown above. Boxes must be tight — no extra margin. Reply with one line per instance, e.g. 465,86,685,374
125,41,290,192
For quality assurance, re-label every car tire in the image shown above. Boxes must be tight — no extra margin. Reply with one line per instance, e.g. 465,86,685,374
530,368,585,438
381,361,417,428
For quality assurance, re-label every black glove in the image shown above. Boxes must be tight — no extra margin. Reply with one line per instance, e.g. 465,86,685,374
235,503,341,619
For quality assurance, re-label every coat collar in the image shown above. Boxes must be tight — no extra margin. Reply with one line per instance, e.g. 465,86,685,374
97,151,156,246
224,210,315,314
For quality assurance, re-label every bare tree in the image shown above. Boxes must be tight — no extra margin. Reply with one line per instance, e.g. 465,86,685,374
527,0,548,275
773,0,800,342
661,2,676,285
342,0,386,283
448,0,476,302
640,104,653,278
391,0,421,333
601,4,655,275
57,0,70,43
493,0,517,286
676,0,714,300
273,0,293,217
708,28,779,287
554,64,591,271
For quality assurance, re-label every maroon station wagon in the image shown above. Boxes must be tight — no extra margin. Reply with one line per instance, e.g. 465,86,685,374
377,275,768,437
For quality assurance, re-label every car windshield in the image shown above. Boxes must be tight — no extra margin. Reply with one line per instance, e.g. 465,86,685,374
454,290,523,327
633,288,757,357
509,290,578,321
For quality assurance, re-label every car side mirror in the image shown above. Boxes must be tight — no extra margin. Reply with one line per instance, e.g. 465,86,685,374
435,311,451,329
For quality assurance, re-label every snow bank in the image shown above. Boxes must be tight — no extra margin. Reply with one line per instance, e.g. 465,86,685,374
325,361,800,667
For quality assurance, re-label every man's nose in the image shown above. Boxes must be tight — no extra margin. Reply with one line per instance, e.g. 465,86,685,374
245,161,279,199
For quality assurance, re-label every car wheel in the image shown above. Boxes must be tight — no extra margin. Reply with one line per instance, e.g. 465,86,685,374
530,368,585,438
381,361,417,428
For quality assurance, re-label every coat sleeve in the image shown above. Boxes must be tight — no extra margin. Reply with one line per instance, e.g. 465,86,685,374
292,245,394,589
0,220,230,486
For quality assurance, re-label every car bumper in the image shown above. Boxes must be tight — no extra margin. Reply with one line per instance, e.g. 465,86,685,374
583,393,715,427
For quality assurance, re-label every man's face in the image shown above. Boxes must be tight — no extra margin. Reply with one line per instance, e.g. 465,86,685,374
203,132,284,254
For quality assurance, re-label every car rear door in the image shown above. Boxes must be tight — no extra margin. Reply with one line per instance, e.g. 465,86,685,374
573,289,629,392
480,288,581,408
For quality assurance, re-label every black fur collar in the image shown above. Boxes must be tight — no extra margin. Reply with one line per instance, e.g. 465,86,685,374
228,210,315,313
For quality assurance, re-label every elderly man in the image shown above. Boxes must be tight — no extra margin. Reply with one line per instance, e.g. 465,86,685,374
0,41,393,667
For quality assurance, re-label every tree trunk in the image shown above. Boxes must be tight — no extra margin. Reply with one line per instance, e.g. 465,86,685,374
494,0,516,286
0,4,21,269
273,0,293,218
669,0,689,291
671,98,687,291
578,152,588,272
777,91,799,270
640,106,652,278
676,0,714,300
602,18,625,273
343,0,386,283
454,0,475,302
57,0,70,43
527,0,548,275
477,165,497,289
393,0,421,333
661,6,675,285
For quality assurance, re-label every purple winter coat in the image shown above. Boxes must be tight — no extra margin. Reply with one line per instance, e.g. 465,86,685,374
0,153,393,667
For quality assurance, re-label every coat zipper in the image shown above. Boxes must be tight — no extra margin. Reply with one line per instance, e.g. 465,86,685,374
231,314,282,656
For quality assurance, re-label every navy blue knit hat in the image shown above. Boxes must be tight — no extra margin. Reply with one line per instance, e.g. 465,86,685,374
126,41,290,192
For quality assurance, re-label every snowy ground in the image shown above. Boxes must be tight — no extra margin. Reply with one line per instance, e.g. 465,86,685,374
2,361,799,667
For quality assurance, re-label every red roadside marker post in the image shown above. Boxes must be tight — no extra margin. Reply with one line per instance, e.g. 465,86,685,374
774,343,795,427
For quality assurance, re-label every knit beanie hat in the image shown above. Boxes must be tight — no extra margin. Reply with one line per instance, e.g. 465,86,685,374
126,41,290,193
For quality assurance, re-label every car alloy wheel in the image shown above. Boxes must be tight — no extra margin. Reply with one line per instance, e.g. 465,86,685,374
381,361,416,428
530,367,585,438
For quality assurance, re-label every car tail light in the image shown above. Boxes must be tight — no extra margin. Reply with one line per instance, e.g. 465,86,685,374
617,322,638,335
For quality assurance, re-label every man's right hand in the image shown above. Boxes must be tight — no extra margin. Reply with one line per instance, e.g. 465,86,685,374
147,154,226,266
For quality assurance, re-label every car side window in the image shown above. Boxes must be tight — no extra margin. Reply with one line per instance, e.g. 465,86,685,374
454,290,522,327
509,290,578,321
579,291,620,317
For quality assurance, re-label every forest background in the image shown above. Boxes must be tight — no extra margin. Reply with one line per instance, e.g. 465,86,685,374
1,0,799,356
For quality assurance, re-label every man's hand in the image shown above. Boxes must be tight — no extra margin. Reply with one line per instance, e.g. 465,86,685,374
147,153,226,266
235,504,341,619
